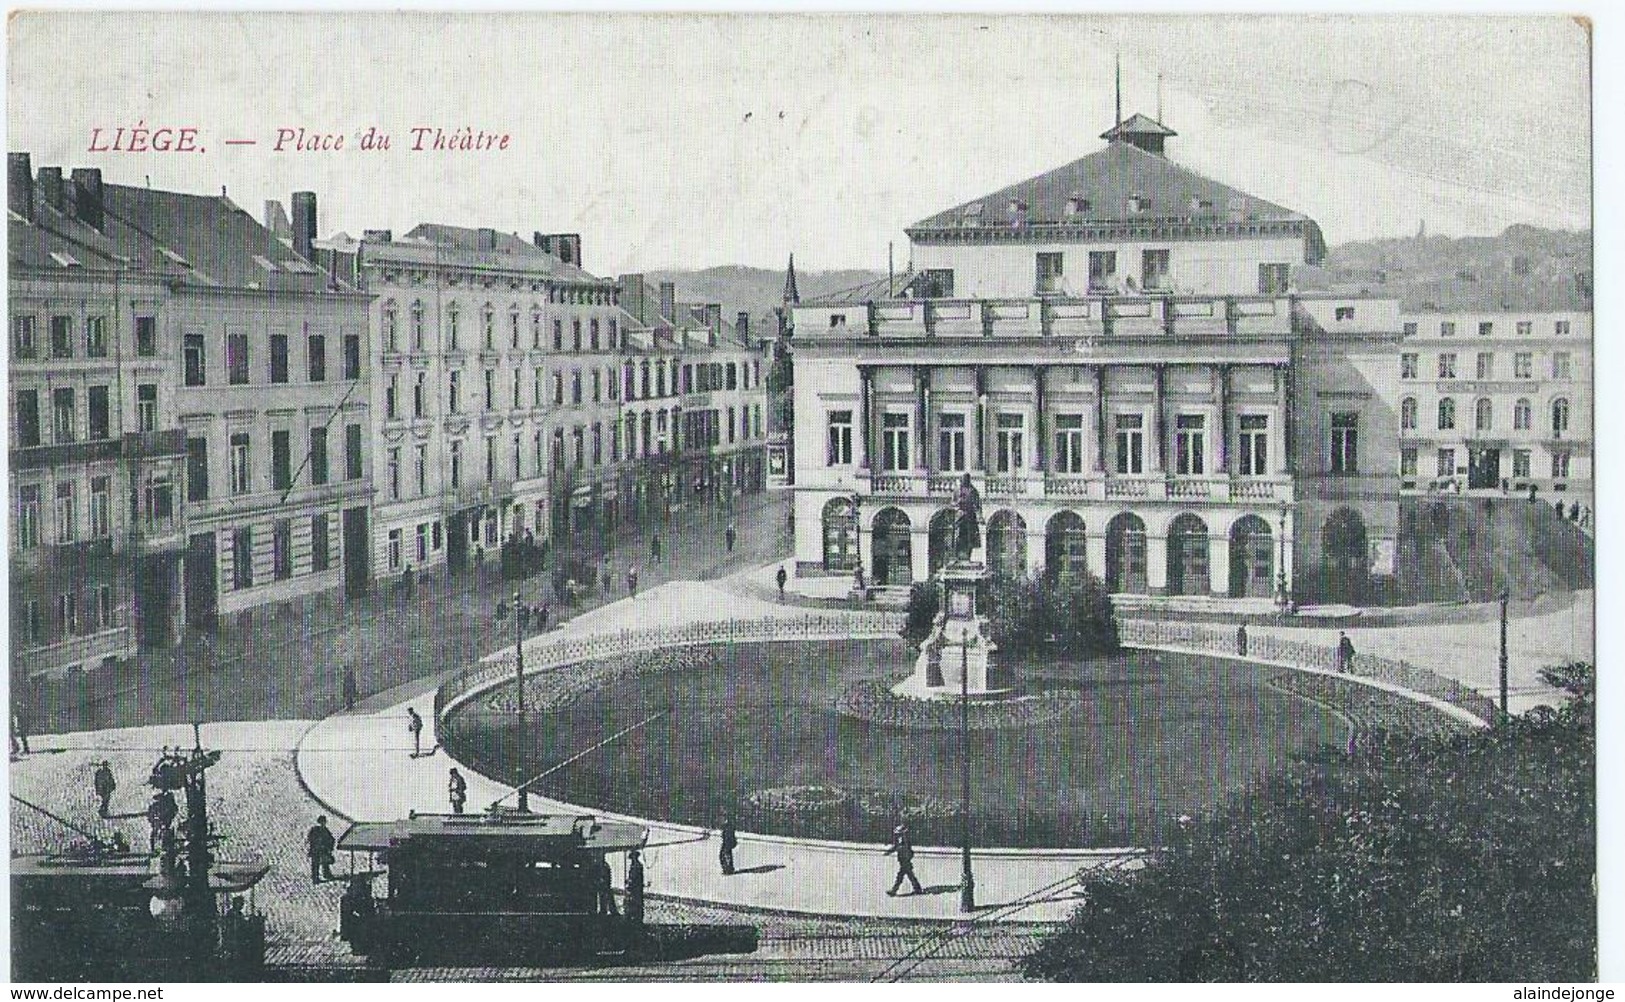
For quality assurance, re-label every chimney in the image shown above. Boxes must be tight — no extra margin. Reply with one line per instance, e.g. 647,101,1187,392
71,168,104,231
532,232,580,267
363,229,392,243
658,282,676,323
9,153,33,221
736,312,750,340
290,191,317,262
38,167,64,212
478,227,497,252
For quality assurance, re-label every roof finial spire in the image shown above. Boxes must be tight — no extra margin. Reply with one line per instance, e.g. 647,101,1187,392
1114,51,1122,128
1157,72,1163,123
782,253,800,305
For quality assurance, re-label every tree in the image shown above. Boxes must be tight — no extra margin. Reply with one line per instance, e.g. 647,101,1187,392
1042,570,1121,658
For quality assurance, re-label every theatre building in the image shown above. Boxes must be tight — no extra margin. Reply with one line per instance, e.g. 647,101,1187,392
789,114,1402,605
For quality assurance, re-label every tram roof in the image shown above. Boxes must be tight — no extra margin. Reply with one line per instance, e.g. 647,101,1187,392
338,812,648,854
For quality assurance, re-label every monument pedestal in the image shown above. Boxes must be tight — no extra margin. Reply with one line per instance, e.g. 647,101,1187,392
893,561,1012,701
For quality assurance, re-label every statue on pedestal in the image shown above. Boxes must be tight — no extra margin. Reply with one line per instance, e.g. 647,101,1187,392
953,473,983,562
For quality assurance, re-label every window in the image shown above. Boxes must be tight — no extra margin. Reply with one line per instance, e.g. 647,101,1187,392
516,434,525,478
84,316,107,357
89,476,110,538
1174,414,1206,475
1401,353,1418,379
386,374,400,419
1035,252,1064,294
1440,321,1457,337
571,370,582,405
387,529,402,571
411,302,425,350
16,390,40,447
1475,397,1493,432
96,586,113,631
573,319,582,351
433,521,443,551
610,318,619,348
230,433,251,494
1551,450,1571,479
573,427,585,468
52,388,75,443
228,332,250,384
592,425,603,466
269,334,289,383
17,485,41,549
53,481,76,543
310,427,329,485
142,472,173,528
656,361,667,397
449,440,463,489
311,514,330,572
1476,352,1493,379
448,370,461,413
1437,398,1456,430
59,592,78,635
308,334,327,382
1334,306,1355,322
1516,321,1532,337
1438,353,1457,379
590,318,601,351
409,522,427,565
641,361,651,399
231,525,254,588
273,519,292,580
483,307,494,350
1049,413,1084,474
881,412,911,472
484,369,495,411
1141,249,1170,292
185,334,206,386
272,430,292,491
1515,352,1532,379
415,444,428,496
553,319,563,351
1513,450,1531,478
1555,320,1571,336
89,386,112,440
1552,352,1572,379
1238,414,1269,476
727,407,737,445
383,306,398,352
346,424,363,480
186,438,209,501
1400,447,1418,477
14,315,38,359
51,316,73,358
937,412,968,472
1403,322,1418,337
532,312,542,349
552,429,565,470
1258,263,1290,296
1514,398,1532,430
1114,414,1144,474
1479,321,1494,337
917,269,954,298
447,306,460,350
136,384,157,433
1400,397,1417,431
413,372,426,419
553,372,564,405
1436,448,1456,479
827,410,853,466
726,363,738,391
1329,412,1359,474
1551,398,1570,437
344,334,361,380
607,365,619,401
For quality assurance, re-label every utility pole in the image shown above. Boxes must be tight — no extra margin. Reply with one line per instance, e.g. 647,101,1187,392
960,636,975,913
1499,588,1510,720
514,589,530,811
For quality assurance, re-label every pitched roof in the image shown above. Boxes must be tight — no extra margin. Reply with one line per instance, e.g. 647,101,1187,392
906,133,1325,263
401,223,605,284
1100,113,1176,142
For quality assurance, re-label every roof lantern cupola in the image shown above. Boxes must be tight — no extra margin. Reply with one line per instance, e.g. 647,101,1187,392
1100,113,1177,157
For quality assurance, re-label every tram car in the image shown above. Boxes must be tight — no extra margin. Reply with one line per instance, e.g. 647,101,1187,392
338,810,756,966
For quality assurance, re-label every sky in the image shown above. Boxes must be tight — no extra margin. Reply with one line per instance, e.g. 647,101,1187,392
7,13,1591,274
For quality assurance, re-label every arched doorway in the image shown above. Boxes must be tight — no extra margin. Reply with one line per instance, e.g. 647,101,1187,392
871,508,913,587
1044,511,1088,582
1228,515,1274,599
821,498,858,571
1104,513,1148,594
1167,513,1211,596
1320,507,1369,604
927,508,956,577
986,510,1028,580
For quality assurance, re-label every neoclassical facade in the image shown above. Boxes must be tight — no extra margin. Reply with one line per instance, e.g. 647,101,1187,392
790,114,1402,604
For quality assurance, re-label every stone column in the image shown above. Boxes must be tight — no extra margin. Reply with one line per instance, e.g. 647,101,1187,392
1033,364,1048,474
858,366,873,470
1277,363,1294,474
1094,365,1108,472
915,366,930,472
1217,363,1231,474
974,365,988,470
1152,364,1167,472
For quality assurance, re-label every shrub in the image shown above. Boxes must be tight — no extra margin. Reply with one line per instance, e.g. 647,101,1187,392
985,570,1121,660
900,581,940,646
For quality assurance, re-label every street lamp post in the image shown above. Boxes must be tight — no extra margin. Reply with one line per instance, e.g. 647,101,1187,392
504,588,531,812
1498,588,1510,721
960,634,975,913
1276,500,1290,614
850,494,864,589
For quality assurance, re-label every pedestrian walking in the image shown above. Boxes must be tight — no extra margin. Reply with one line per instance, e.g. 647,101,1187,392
600,558,612,598
1235,623,1248,657
1337,631,1356,674
447,767,468,815
651,533,663,563
725,521,736,553
407,706,424,757
719,816,738,875
776,564,788,601
93,760,116,817
11,704,30,757
626,850,646,925
883,824,923,896
538,602,551,630
1528,483,1539,504
401,563,415,598
627,565,639,599
306,816,337,883
341,665,359,712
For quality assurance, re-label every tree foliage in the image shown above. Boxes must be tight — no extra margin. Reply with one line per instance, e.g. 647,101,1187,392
900,581,939,646
1021,663,1596,982
986,570,1121,660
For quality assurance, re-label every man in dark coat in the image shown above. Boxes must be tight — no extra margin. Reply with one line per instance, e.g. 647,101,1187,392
448,768,468,815
625,850,646,925
627,565,639,599
884,824,923,896
1337,631,1356,674
148,790,178,853
341,665,359,712
407,706,424,757
93,760,116,816
719,816,738,875
650,533,663,563
725,522,736,553
776,565,788,601
593,856,618,916
307,816,337,883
